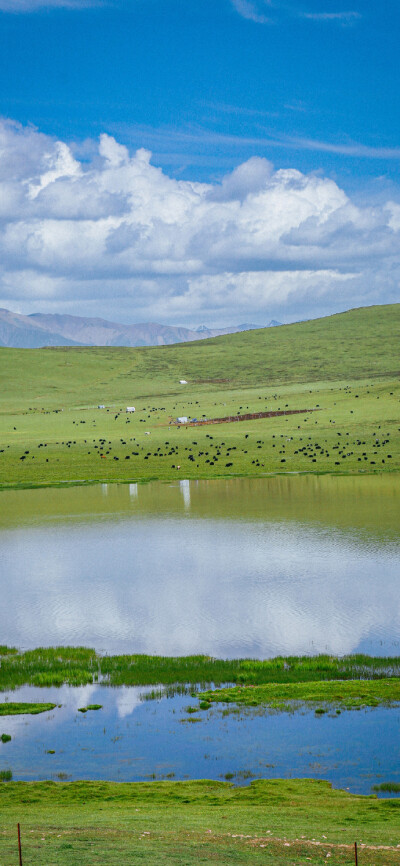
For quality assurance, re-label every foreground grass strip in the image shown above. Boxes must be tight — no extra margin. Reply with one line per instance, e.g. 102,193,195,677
199,678,400,710
2,648,400,692
1,779,400,865
0,702,56,716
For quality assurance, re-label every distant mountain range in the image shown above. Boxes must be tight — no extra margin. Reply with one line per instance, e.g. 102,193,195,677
0,308,282,348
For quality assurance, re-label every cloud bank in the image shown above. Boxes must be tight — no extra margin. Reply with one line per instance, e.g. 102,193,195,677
0,118,398,325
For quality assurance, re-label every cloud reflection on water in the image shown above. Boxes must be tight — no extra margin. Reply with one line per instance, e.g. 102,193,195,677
1,512,399,657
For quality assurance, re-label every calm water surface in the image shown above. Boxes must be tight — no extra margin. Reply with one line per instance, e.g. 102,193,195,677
1,475,399,657
1,684,400,794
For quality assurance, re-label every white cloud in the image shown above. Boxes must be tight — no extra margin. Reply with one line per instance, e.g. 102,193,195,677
0,0,103,11
303,11,361,24
0,117,399,325
230,1,362,27
230,0,271,25
285,135,400,160
107,122,400,163
28,141,82,199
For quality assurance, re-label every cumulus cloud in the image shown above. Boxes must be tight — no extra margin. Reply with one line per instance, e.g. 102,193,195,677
0,117,398,325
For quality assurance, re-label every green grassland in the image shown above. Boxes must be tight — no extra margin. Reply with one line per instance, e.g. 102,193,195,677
1,779,400,865
0,304,399,487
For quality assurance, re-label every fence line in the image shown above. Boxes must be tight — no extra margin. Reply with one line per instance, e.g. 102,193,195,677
173,408,320,427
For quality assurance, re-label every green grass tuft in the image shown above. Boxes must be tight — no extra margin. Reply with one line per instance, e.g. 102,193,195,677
0,702,57,716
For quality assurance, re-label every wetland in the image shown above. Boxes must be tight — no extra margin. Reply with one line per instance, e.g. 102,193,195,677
1,474,399,794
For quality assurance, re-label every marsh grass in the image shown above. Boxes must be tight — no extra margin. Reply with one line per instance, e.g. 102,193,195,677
0,646,97,692
373,782,400,793
1,647,400,696
198,679,400,711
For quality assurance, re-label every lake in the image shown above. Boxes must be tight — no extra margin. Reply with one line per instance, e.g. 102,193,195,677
1,474,400,792
1,474,399,657
2,684,400,793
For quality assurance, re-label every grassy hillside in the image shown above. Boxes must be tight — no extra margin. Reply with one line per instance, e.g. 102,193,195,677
0,304,399,412
0,305,398,487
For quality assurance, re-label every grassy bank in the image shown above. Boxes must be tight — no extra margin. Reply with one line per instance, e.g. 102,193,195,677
1,647,400,693
1,778,400,865
0,305,399,488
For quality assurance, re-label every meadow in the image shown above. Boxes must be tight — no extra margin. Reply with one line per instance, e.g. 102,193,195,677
1,778,400,865
0,304,398,488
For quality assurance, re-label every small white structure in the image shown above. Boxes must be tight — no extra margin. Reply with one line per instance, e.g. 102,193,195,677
126,406,135,413
177,416,188,424
179,380,188,385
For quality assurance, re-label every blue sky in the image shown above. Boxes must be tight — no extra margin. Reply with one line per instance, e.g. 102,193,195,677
0,0,399,326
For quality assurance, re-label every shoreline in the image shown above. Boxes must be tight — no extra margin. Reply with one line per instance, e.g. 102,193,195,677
0,466,398,492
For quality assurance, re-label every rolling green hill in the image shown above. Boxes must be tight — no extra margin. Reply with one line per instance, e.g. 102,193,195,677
0,304,398,412
0,304,398,487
